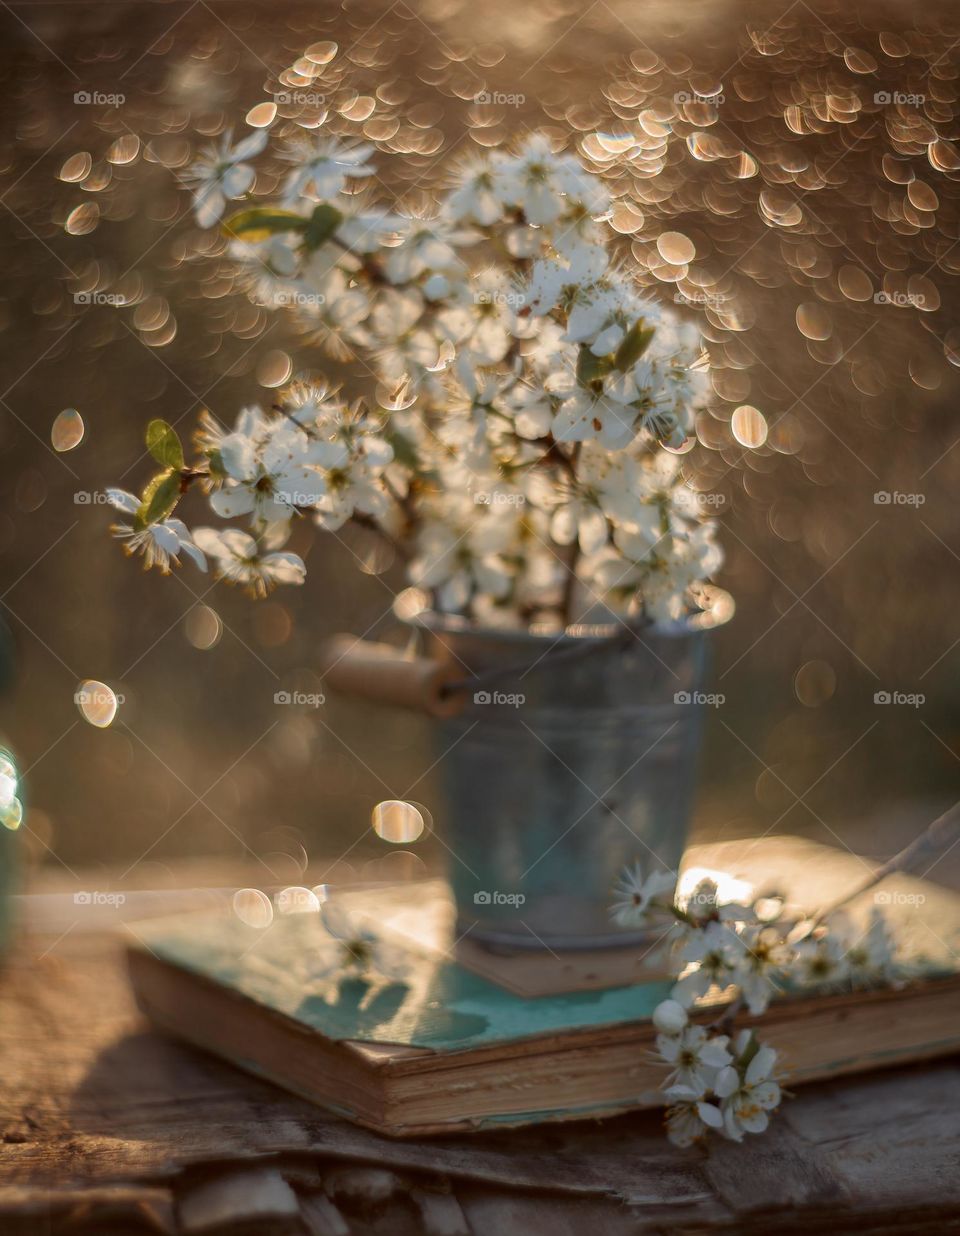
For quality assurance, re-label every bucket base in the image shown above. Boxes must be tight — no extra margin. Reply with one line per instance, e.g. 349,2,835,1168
453,915,674,994
456,917,667,954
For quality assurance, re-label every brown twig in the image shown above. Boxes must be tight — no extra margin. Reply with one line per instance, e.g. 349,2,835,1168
816,798,960,921
559,443,583,625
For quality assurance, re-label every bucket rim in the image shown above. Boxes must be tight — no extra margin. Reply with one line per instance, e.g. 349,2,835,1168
406,589,734,647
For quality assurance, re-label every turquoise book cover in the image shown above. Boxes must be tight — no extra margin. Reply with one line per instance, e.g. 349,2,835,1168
137,908,674,1053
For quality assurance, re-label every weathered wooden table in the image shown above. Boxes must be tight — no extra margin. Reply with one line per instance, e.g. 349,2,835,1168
3,889,960,1235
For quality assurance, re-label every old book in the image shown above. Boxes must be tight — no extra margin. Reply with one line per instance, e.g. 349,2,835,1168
125,836,960,1137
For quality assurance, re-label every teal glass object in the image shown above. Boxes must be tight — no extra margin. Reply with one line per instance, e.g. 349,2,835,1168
0,746,20,959
0,620,18,957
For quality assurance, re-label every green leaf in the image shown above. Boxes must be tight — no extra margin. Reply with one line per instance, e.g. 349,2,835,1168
137,471,181,527
303,203,344,251
737,1031,761,1072
576,346,612,388
613,321,656,372
386,430,420,473
221,208,309,242
205,446,227,479
146,419,184,470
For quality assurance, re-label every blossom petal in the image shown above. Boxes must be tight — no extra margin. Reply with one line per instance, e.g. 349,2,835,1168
263,552,306,585
697,1100,724,1129
219,433,259,481
106,488,141,515
220,164,255,199
210,485,257,519
232,128,269,161
713,1065,740,1099
745,1045,777,1086
194,185,225,229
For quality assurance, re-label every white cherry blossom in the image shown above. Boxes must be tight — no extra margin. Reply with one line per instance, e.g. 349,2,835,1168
281,138,375,203
715,1038,782,1141
671,919,745,1005
657,1025,733,1092
211,421,338,522
107,490,207,574
193,527,306,597
186,128,268,227
664,1086,725,1147
494,134,609,225
731,924,792,1015
314,900,410,980
446,154,510,226
610,861,676,926
112,115,726,628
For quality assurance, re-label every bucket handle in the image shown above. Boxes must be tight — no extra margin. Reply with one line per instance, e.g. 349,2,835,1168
319,626,640,718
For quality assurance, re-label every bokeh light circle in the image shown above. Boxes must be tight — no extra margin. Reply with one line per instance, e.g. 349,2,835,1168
372,799,425,844
75,680,119,728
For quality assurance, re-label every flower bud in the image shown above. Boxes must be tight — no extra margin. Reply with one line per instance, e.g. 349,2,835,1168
653,998,688,1035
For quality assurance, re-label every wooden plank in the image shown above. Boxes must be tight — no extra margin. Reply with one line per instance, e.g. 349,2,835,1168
298,1192,350,1236
177,1169,300,1233
459,1191,641,1236
703,1120,849,1213
411,1188,470,1236
0,1184,176,1233
782,1064,960,1211
323,1165,401,1207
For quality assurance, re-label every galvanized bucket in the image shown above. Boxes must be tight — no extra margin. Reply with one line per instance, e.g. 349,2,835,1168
414,606,730,950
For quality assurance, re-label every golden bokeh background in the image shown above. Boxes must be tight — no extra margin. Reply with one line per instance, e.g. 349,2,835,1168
1,0,959,888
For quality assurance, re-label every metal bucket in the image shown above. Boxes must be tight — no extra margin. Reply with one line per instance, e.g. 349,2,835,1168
414,605,731,950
